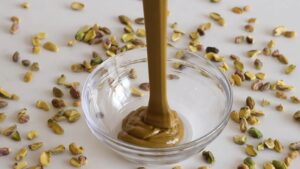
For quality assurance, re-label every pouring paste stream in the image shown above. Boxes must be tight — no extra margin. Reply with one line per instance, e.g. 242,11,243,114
118,0,184,148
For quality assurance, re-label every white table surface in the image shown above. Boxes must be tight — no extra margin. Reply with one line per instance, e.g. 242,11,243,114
1,0,300,168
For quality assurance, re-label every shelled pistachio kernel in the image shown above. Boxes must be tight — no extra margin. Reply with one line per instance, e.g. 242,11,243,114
239,106,251,119
52,87,64,98
244,71,256,81
36,100,50,111
30,62,40,72
245,24,254,32
13,161,28,169
28,142,43,151
20,67,32,78
119,15,132,26
231,74,242,86
15,147,28,161
245,145,257,157
43,41,59,52
2,124,17,136
128,68,137,79
69,155,87,167
69,143,84,155
247,50,261,57
210,0,221,3
274,139,284,152
198,166,210,169
139,83,150,91
130,87,143,97
289,141,300,150
288,151,300,159
63,109,81,123
71,2,85,11
40,151,51,166
48,145,65,154
263,162,275,169
284,157,292,167
47,119,64,135
248,127,263,139
293,111,300,121
12,131,21,141
209,12,225,26
233,135,247,145
0,147,11,157
171,31,183,42
254,59,263,70
27,130,38,140
256,73,266,80
257,142,265,151
17,108,30,124
273,26,288,36
230,110,240,123
238,163,249,169
264,138,275,149
240,118,248,133
234,60,244,71
21,2,30,9
243,157,256,169
275,104,284,112
283,31,297,38
272,160,287,169
284,64,296,74
275,91,287,99
0,113,7,122
202,151,215,164
232,7,243,14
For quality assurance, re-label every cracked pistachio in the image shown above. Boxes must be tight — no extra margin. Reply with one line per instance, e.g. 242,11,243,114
15,147,28,161
36,100,50,111
69,143,84,155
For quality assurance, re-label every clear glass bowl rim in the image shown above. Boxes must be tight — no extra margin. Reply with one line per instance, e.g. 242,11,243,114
81,47,233,153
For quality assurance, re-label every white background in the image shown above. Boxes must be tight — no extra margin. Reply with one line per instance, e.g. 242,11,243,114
0,0,300,168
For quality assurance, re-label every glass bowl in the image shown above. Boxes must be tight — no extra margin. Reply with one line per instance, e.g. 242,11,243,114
81,47,233,165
